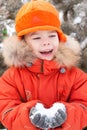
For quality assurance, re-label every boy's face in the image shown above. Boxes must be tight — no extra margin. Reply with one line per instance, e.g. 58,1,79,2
25,30,59,60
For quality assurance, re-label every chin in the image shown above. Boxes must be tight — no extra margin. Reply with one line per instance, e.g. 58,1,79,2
41,57,53,61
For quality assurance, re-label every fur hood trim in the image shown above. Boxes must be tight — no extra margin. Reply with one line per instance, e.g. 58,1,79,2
2,35,81,68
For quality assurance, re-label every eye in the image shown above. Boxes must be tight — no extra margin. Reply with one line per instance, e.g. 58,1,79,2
49,34,57,38
32,37,41,40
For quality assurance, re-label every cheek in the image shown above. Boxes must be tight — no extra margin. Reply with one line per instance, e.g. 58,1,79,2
53,40,59,52
54,40,59,48
54,46,58,53
29,43,39,53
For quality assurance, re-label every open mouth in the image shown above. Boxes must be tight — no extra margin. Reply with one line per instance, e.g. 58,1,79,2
40,49,53,55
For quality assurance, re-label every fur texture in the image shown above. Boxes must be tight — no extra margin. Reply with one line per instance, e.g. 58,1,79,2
2,35,81,68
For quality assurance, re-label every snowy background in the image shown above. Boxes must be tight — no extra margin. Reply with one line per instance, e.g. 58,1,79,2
0,0,87,129
0,0,87,47
0,0,87,75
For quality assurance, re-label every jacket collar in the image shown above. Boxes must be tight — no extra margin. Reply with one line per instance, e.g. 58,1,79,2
26,59,60,74
2,35,81,69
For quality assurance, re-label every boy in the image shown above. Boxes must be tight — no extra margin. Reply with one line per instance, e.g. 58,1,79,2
0,0,87,130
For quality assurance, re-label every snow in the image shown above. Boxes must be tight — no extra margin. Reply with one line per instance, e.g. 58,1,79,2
5,24,15,36
81,38,87,49
4,20,15,36
0,43,3,49
70,33,77,38
0,43,3,52
30,103,66,119
30,103,66,129
79,12,86,17
21,0,28,3
0,20,15,49
74,17,82,24
59,11,64,23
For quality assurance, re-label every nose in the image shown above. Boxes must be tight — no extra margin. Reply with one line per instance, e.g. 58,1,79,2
43,42,50,46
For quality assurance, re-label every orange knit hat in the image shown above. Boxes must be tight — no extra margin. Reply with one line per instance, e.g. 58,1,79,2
15,0,67,42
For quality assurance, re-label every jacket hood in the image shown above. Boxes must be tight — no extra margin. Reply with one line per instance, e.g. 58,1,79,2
2,35,81,68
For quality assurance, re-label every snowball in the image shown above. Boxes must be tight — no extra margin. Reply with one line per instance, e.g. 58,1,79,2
30,103,66,119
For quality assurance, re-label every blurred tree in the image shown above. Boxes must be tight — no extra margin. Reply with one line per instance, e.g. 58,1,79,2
0,0,87,129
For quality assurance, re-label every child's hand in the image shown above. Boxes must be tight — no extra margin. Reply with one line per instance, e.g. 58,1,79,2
49,108,67,128
30,112,50,129
49,103,67,128
29,103,67,129
29,103,50,129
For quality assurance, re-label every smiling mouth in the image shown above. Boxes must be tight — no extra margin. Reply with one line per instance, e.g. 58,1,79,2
40,49,53,54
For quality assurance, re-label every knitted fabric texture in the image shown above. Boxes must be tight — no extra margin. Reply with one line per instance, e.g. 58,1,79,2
15,0,66,42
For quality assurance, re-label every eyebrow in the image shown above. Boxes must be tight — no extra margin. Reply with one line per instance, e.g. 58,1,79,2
48,31,56,33
30,32,39,36
30,30,57,36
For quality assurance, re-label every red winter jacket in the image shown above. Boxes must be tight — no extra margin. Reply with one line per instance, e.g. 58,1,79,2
0,36,87,130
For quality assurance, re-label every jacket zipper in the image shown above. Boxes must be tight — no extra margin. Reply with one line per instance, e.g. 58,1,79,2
41,60,44,73
37,60,44,99
37,61,55,130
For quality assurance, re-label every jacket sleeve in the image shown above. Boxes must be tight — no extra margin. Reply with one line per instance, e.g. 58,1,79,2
60,68,87,130
0,68,39,130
